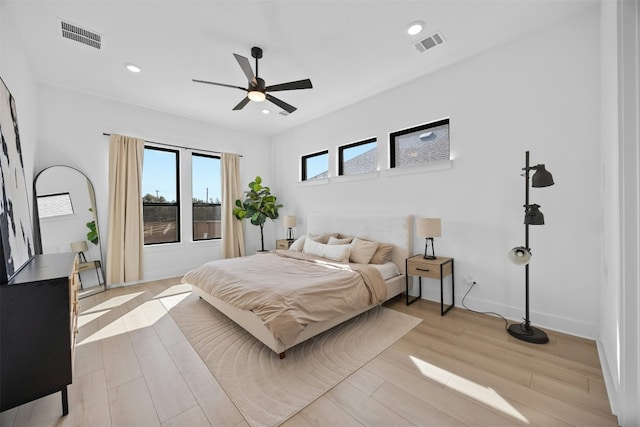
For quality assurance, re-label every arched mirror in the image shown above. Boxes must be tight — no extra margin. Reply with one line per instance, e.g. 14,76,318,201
34,166,105,298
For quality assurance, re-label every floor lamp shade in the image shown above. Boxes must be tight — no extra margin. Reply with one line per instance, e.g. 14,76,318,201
508,247,532,265
532,165,554,187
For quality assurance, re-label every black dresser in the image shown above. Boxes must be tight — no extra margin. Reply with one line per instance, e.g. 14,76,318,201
0,253,79,415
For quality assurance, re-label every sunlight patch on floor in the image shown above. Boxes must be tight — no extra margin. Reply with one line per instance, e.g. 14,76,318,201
410,355,529,424
78,295,175,345
154,283,192,299
81,292,145,314
157,291,191,311
77,309,107,328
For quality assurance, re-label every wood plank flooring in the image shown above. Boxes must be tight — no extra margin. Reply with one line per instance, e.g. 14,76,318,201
0,278,618,426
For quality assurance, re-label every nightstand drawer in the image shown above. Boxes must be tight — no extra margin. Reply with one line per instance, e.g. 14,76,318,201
276,239,294,249
407,263,441,279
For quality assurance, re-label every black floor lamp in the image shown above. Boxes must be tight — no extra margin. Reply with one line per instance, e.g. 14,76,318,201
508,151,554,344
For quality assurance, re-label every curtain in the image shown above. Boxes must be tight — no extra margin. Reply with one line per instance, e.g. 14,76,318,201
106,134,144,284
221,152,245,258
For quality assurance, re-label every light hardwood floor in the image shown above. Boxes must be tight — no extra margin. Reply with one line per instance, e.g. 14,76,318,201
0,277,619,427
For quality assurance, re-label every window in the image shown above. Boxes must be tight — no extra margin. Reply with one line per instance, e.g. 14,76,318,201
301,150,329,181
338,138,377,176
142,146,180,245
390,118,450,168
192,153,221,241
37,193,74,218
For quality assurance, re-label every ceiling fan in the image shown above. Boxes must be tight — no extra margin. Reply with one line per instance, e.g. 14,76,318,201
193,46,312,114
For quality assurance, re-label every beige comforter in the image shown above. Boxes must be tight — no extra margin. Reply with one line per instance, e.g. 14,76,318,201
182,250,387,346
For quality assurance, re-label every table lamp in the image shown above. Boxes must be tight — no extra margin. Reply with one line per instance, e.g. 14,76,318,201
416,218,441,259
284,215,296,240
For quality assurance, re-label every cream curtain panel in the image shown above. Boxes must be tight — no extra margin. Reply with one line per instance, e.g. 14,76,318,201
106,134,144,284
221,152,245,258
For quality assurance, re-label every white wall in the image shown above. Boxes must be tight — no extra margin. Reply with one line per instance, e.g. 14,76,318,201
598,0,621,416
0,1,38,212
270,6,602,338
36,84,273,282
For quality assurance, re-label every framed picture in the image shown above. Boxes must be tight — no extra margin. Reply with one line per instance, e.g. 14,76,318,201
0,77,34,282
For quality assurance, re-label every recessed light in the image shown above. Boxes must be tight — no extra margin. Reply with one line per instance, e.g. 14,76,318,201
261,109,270,115
125,63,141,73
407,21,425,36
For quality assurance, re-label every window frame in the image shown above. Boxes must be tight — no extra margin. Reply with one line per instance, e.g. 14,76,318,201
301,149,329,181
142,145,181,246
389,118,450,169
338,137,378,176
191,152,221,242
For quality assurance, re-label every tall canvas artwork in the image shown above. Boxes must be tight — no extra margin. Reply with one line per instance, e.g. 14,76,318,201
0,77,33,282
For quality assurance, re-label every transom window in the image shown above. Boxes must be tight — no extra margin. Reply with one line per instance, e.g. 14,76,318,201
37,193,74,218
390,118,450,168
142,146,180,245
338,138,377,176
301,150,329,181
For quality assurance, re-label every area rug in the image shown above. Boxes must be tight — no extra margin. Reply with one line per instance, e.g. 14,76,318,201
167,292,421,427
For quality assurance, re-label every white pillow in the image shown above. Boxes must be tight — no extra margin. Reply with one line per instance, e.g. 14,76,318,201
288,235,306,252
349,237,379,264
303,238,351,262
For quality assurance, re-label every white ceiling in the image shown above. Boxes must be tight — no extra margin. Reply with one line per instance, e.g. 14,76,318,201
4,0,597,137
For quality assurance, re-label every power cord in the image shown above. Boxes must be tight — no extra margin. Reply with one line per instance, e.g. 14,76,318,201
461,282,510,331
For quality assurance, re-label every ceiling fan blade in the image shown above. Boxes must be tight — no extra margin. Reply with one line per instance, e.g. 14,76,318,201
266,94,297,113
233,54,256,85
233,97,251,111
192,79,245,91
266,79,313,92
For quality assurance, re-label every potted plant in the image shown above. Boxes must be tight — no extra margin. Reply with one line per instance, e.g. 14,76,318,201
233,176,283,252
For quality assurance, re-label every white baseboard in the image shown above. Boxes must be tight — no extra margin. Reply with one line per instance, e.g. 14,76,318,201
412,287,598,340
596,339,619,418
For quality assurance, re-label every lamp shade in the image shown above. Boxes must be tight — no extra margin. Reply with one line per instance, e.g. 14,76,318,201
284,215,297,228
416,218,441,238
70,240,88,253
508,246,532,265
524,204,545,225
532,164,554,187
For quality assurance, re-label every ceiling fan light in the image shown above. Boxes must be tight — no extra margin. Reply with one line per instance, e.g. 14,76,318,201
248,90,266,102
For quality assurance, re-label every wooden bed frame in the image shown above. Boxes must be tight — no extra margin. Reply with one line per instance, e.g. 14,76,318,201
190,213,413,358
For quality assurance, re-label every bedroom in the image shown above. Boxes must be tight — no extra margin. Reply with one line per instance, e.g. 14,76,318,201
0,0,638,426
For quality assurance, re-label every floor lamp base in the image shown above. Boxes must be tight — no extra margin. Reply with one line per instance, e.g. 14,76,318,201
507,323,549,344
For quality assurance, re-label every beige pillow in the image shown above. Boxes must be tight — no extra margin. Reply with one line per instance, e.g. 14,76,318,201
303,238,351,262
349,237,379,264
309,233,338,244
370,243,393,264
327,236,353,245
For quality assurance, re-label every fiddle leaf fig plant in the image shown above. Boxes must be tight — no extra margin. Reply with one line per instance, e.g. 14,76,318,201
233,176,283,251
86,208,99,245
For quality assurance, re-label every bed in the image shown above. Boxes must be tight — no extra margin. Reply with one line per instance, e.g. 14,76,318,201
182,213,413,358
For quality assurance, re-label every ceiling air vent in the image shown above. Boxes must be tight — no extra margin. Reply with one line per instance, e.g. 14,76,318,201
414,31,445,53
60,20,102,49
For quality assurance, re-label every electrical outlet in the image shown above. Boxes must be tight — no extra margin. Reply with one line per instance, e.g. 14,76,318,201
464,274,476,286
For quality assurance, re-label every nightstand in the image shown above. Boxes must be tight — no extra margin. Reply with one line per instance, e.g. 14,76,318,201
405,255,454,315
276,239,295,249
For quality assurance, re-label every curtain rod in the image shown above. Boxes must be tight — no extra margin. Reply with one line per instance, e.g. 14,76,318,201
102,133,242,157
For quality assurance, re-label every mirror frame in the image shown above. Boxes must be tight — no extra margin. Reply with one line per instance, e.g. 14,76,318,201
33,165,106,297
